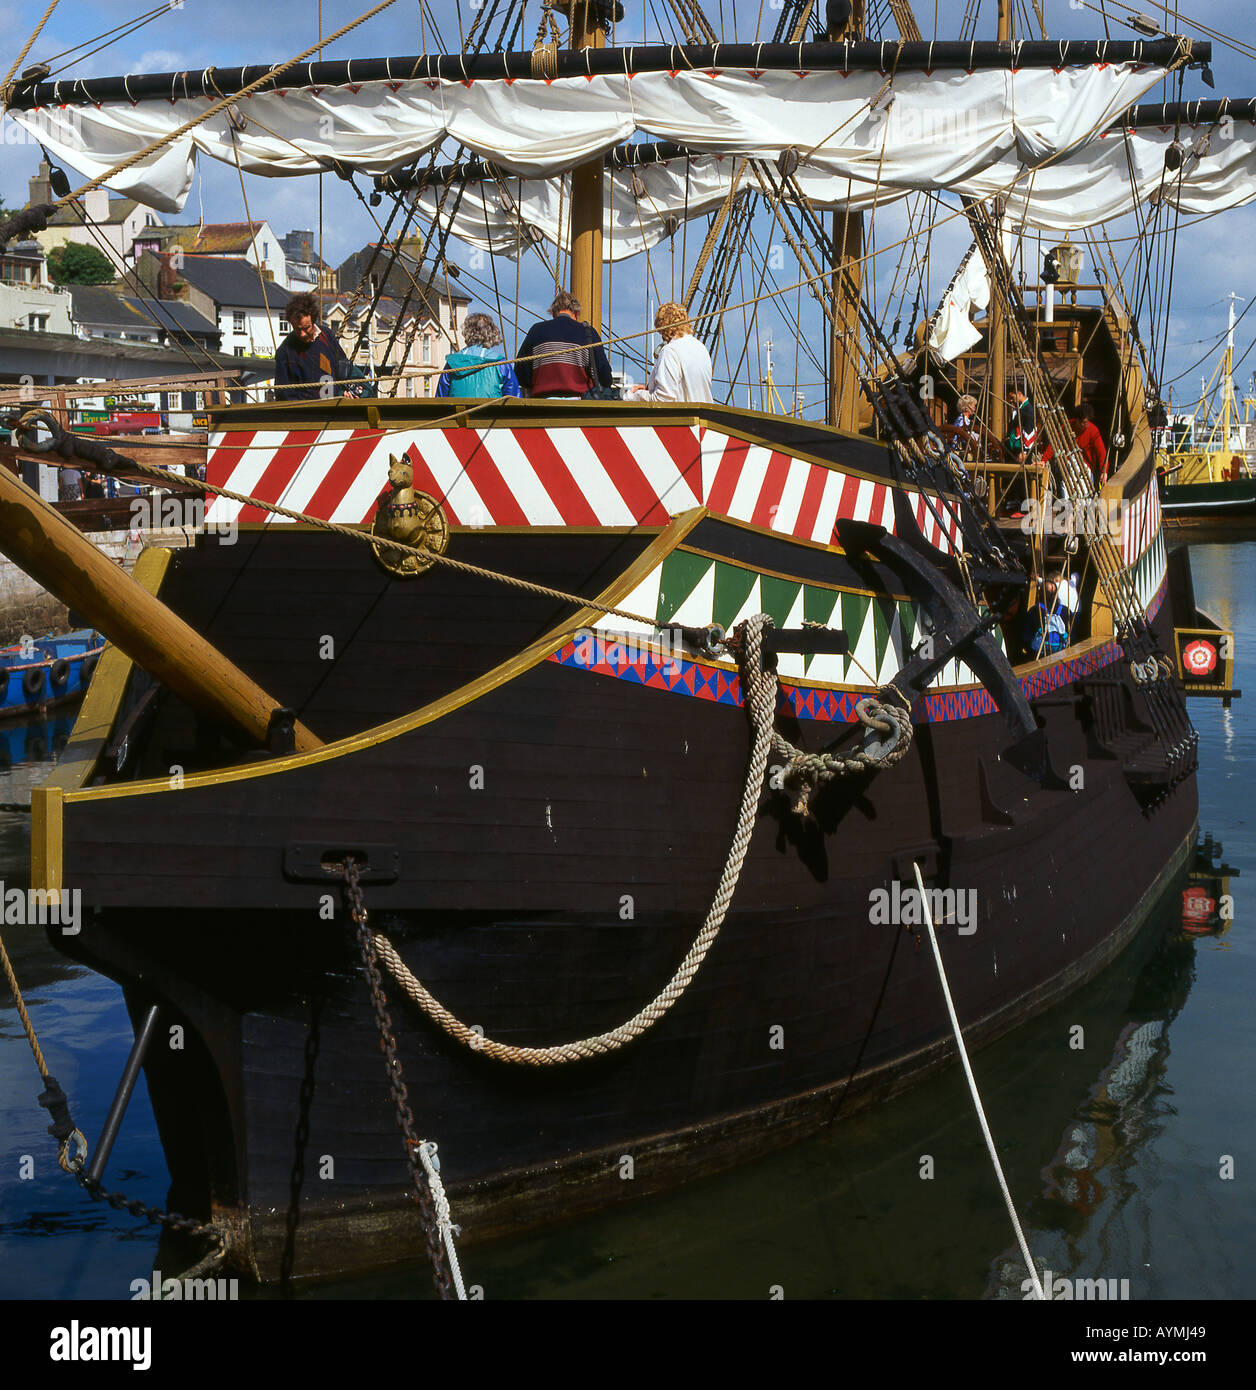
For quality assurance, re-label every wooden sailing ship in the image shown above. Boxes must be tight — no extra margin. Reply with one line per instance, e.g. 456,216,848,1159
0,2,1241,1286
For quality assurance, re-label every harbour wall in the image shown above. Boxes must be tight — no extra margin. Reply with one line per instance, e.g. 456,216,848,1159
0,530,190,644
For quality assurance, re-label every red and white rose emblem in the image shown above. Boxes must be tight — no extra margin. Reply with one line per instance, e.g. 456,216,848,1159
1182,639,1217,677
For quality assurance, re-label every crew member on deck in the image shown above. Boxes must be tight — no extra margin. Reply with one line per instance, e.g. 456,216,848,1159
1069,402,1109,486
627,302,714,404
952,393,979,431
275,292,360,401
1007,386,1038,458
516,291,613,398
950,392,981,465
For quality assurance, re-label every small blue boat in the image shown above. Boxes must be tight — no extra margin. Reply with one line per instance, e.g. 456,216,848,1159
0,630,103,720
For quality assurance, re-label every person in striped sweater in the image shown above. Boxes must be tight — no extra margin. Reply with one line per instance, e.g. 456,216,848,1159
516,291,613,398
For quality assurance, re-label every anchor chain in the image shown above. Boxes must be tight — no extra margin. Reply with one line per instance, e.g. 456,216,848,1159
343,858,456,1300
4,922,226,1254
68,1164,226,1246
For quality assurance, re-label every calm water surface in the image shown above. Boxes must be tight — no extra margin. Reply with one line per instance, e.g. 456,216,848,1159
1,546,1253,1300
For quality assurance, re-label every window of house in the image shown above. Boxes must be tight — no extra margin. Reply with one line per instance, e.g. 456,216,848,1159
233,310,246,333
424,375,432,396
28,313,48,332
235,347,245,358
422,334,431,364
278,319,289,334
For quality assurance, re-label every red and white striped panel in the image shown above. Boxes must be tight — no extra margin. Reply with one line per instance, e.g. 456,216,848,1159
1121,475,1161,566
206,422,962,553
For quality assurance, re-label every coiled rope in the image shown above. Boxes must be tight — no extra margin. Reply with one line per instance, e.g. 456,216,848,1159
732,621,914,816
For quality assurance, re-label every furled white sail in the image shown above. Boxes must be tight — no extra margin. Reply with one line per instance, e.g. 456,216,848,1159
420,112,1256,265
9,61,1175,214
992,117,1256,229
419,156,914,263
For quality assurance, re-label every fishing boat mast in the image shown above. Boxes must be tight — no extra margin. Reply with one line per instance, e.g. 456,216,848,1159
1222,291,1242,449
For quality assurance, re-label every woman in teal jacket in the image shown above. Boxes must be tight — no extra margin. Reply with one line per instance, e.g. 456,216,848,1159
435,313,522,398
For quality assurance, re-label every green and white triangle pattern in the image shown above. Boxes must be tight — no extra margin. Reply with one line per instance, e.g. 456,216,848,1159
649,549,963,688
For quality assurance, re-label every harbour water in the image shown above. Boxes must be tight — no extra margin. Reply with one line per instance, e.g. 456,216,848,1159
1,545,1253,1301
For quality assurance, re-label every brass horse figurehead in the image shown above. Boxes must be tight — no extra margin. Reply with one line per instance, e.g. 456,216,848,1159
369,451,449,577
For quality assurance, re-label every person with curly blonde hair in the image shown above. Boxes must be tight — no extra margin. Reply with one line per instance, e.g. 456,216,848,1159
629,301,713,403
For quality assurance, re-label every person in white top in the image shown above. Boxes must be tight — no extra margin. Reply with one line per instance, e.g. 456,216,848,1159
628,302,714,403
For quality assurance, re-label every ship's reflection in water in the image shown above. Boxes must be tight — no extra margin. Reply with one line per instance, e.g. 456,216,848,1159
985,840,1239,1300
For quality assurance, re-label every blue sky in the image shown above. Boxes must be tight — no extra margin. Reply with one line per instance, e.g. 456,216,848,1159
3,0,1255,406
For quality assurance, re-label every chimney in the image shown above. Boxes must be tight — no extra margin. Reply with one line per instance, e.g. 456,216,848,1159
83,186,109,224
157,251,176,300
27,159,52,207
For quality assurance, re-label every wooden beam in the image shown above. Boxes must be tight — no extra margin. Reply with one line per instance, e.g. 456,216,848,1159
0,466,321,753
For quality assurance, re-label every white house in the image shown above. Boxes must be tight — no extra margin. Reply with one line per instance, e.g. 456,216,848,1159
167,255,287,360
131,220,291,289
0,240,73,334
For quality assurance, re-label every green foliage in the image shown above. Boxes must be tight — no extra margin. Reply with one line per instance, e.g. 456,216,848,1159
47,241,117,285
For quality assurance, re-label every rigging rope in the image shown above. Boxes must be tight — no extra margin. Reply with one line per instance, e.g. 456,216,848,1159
0,0,61,103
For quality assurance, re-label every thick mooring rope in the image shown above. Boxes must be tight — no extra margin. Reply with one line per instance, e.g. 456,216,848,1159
734,622,914,816
369,614,912,1065
368,614,779,1065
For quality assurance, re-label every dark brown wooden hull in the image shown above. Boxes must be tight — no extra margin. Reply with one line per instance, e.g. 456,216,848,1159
38,516,1198,1282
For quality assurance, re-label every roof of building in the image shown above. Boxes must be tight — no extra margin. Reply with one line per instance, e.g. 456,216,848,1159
335,244,471,313
175,256,286,309
69,285,220,339
0,323,255,369
44,195,145,228
187,221,269,255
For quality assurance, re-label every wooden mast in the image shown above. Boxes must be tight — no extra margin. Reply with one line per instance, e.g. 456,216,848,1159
830,1,866,432
986,0,1012,443
566,1,606,332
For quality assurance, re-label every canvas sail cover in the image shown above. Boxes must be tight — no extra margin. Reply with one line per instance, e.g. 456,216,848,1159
4,42,1195,213
927,244,991,362
412,104,1256,262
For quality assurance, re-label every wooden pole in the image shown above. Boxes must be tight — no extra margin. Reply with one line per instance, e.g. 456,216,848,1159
830,211,864,432
828,2,865,431
567,1,605,332
0,466,321,753
987,0,1012,443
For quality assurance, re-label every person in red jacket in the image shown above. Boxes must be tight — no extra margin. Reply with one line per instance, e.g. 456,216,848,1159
1069,402,1109,486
